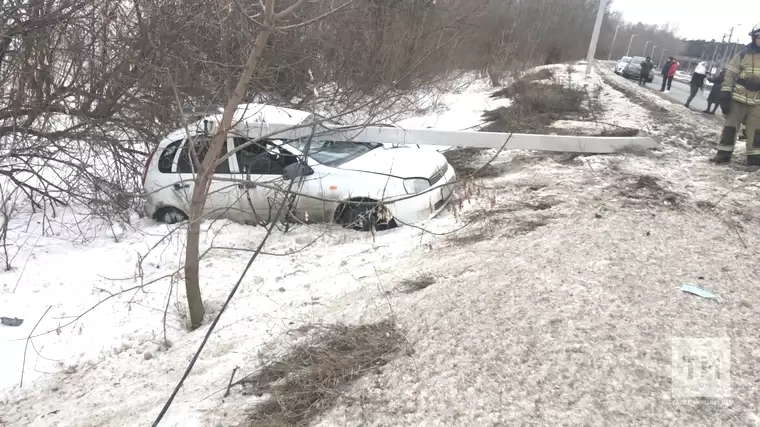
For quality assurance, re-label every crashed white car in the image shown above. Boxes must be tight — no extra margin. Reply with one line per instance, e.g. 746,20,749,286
142,104,456,230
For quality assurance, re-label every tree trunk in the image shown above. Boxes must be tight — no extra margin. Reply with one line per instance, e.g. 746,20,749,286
183,0,277,330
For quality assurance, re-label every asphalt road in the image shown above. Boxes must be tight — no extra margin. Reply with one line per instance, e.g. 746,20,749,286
650,75,710,112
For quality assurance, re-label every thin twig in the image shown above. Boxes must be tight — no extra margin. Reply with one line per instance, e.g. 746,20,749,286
20,306,52,388
224,366,239,398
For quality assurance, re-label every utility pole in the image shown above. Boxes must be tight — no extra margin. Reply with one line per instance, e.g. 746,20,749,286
720,26,735,66
608,25,623,60
585,0,606,76
710,34,726,73
659,49,668,67
643,40,652,56
650,45,657,58
626,34,638,57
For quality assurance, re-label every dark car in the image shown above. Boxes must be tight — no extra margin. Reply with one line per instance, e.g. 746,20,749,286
623,56,654,82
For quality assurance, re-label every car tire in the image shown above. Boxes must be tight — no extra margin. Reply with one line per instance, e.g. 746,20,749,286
335,200,395,232
153,206,188,224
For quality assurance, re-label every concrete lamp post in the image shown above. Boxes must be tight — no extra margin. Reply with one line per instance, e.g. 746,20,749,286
584,0,606,76
625,34,638,57
608,25,623,60
643,40,652,56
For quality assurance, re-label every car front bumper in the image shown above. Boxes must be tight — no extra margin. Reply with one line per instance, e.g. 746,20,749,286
387,164,456,225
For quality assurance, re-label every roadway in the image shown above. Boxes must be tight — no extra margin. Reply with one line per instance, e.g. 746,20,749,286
609,66,712,113
650,75,710,112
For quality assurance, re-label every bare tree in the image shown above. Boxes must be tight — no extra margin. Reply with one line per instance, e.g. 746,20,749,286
182,0,320,329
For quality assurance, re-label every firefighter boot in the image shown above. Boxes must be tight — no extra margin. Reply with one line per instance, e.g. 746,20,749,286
711,150,733,164
712,126,738,164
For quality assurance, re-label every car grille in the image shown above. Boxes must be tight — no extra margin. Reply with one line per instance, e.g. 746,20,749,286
429,163,448,185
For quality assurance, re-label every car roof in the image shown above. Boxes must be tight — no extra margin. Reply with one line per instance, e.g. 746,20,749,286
159,103,313,146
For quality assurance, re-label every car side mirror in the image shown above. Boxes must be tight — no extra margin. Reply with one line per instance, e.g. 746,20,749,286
282,163,314,180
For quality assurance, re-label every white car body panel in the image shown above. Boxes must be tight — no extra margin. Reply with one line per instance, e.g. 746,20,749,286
143,104,457,227
616,57,632,74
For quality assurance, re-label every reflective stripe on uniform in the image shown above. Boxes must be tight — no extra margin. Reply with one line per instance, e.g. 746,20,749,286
732,91,760,106
717,145,735,152
746,148,760,156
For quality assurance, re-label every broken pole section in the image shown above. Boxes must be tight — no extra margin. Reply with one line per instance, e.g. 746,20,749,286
232,122,659,154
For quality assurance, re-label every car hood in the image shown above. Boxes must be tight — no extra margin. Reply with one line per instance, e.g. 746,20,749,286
337,147,446,179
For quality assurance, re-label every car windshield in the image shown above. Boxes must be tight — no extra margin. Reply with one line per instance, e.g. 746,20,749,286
288,139,382,166
621,57,631,63
631,57,644,64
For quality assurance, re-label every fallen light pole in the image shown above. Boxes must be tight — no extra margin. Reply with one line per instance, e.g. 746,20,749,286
222,122,661,155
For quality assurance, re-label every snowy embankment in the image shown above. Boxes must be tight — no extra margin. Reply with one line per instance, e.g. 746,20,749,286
0,75,508,425
4,62,760,427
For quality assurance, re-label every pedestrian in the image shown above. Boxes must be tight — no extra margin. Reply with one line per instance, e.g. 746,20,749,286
664,58,679,93
685,61,707,108
660,56,674,92
704,68,726,114
711,23,760,166
639,56,654,86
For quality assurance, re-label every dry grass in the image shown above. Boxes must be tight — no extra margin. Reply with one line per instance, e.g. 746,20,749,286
442,148,508,179
239,320,406,427
482,77,587,134
619,174,684,209
398,275,437,293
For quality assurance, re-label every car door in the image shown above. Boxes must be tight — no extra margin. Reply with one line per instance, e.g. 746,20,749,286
174,134,242,221
231,137,295,224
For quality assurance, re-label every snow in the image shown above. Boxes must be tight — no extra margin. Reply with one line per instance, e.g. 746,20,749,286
4,62,760,426
393,78,512,131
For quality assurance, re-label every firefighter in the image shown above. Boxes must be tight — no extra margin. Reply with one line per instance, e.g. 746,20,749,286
712,23,760,165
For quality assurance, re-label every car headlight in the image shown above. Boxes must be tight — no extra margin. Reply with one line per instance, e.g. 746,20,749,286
403,178,431,194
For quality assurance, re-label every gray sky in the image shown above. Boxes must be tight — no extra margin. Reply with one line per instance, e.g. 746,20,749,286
611,0,759,41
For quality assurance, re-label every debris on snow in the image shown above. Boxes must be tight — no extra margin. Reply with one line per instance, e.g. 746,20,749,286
0,317,23,327
680,284,718,300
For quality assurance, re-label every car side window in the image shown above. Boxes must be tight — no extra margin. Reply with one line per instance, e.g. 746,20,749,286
176,135,231,174
234,137,298,175
157,140,182,173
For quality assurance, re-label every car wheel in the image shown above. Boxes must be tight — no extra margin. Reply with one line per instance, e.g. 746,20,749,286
154,206,188,224
336,200,395,232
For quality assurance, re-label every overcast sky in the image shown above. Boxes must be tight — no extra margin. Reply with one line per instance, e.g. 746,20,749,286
611,0,759,42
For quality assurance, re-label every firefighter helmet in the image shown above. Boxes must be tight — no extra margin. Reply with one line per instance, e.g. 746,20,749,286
751,22,760,37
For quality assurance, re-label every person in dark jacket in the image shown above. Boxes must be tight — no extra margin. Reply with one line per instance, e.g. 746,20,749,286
704,68,726,114
660,57,674,92
639,57,654,86
685,61,707,108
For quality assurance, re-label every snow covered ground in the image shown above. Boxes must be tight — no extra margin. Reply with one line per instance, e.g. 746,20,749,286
5,62,760,427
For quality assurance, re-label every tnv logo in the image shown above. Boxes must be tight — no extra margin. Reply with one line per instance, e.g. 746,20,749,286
671,338,731,399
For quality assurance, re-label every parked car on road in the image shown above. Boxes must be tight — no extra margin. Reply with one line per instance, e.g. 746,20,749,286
673,70,691,84
142,104,457,231
615,57,632,74
621,56,654,82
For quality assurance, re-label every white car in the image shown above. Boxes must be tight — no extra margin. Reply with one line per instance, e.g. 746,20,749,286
615,56,632,74
142,104,456,230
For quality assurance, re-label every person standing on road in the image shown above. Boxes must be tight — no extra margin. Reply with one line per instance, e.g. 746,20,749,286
660,56,674,92
664,58,679,93
704,68,726,114
711,23,760,165
639,57,654,86
685,62,707,108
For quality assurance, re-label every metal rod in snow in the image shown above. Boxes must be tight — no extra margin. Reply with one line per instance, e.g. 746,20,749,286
585,0,606,76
